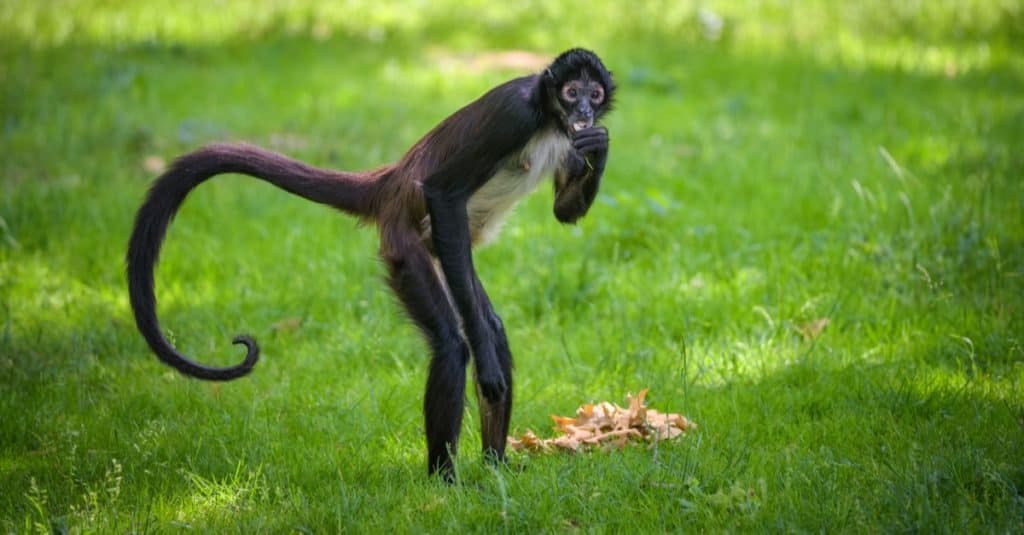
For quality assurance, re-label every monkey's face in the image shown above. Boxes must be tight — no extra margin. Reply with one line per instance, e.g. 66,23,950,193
556,70,609,134
542,49,615,135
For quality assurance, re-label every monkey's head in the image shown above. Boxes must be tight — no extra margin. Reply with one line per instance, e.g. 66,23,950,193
542,48,615,134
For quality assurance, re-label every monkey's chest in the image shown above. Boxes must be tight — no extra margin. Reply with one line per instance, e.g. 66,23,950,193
464,131,572,246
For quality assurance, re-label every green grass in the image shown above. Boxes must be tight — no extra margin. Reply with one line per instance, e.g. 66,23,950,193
2,0,1023,532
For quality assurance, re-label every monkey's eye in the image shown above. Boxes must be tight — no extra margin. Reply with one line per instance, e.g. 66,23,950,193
590,87,605,104
562,85,578,101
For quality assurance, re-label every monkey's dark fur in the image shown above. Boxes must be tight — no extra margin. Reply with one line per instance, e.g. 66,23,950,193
127,48,615,481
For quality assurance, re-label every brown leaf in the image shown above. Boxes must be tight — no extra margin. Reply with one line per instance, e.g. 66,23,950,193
507,389,696,455
271,317,303,334
507,430,546,452
629,388,648,413
551,415,577,430
552,435,582,451
797,318,830,341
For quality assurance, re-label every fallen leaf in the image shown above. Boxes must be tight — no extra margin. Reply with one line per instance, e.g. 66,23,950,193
797,318,830,341
507,430,546,452
508,389,697,454
271,317,303,334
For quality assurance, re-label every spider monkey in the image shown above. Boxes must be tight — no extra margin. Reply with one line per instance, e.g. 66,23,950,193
127,48,615,481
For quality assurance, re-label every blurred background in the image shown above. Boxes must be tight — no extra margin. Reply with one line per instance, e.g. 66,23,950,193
1,1,1022,531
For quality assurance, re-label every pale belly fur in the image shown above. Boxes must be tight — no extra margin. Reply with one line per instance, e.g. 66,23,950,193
466,129,573,245
421,129,572,246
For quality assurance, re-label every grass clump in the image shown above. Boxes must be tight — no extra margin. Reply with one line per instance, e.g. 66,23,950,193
2,1,1022,532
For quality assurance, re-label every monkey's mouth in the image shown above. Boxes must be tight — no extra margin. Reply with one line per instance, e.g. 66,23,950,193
572,120,591,132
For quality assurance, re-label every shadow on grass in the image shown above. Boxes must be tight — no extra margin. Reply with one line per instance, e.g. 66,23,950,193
2,20,1023,530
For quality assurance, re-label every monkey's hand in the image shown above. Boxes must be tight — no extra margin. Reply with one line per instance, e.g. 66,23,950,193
474,311,510,404
568,126,609,179
476,354,508,404
555,126,609,224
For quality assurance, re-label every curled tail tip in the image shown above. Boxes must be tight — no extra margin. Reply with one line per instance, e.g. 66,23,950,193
232,334,261,372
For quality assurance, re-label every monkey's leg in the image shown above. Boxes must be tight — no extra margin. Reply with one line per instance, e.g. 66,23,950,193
382,230,469,482
474,290,513,464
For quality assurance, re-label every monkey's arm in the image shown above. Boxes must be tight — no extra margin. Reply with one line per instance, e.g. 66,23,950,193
554,126,609,223
422,184,507,401
421,131,537,405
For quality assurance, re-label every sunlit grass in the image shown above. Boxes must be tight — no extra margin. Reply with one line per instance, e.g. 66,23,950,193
4,0,1019,73
2,0,1023,532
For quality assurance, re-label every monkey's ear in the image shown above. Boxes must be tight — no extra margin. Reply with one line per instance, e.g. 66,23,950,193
540,68,562,107
542,68,557,89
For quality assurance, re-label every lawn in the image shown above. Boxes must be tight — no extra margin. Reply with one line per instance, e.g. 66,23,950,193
2,1,1022,532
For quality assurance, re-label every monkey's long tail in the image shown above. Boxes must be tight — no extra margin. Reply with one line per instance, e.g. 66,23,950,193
126,143,383,381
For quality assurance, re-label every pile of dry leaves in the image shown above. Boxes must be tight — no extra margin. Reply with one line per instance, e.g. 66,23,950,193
507,389,696,453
